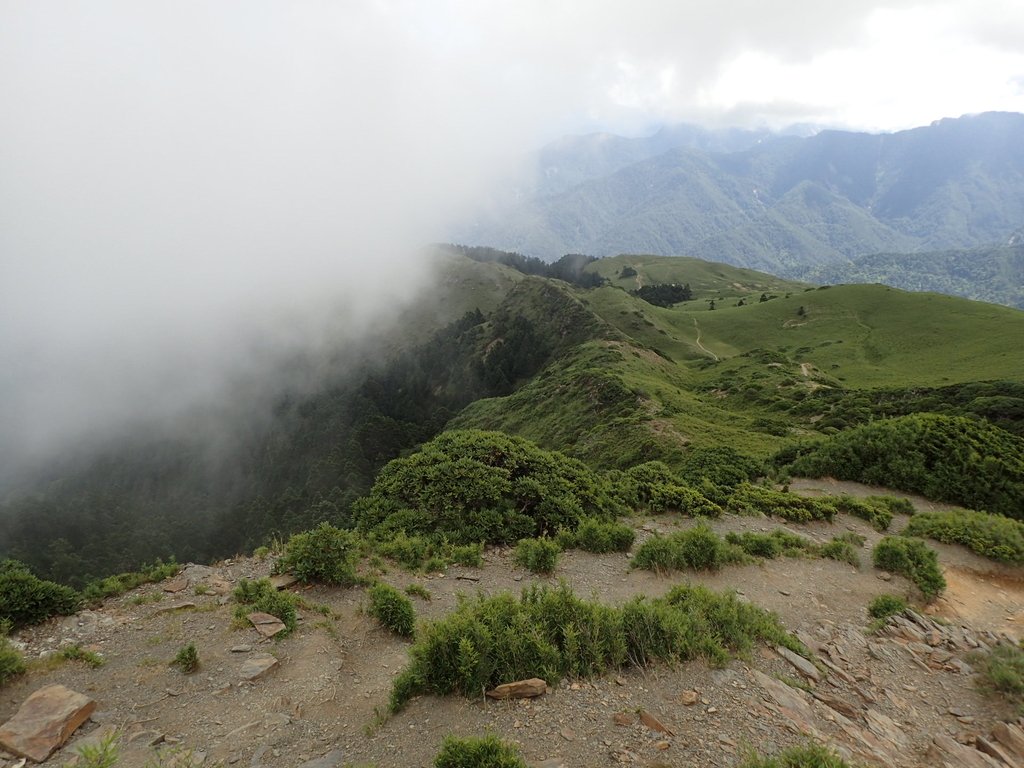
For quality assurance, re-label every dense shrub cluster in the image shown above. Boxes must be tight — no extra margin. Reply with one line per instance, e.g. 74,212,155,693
783,414,1024,520
389,583,804,712
368,582,416,637
274,522,361,586
872,537,946,600
0,560,81,628
372,534,483,571
233,578,299,636
678,446,763,491
903,509,1024,565
513,538,561,574
619,461,722,516
726,485,836,523
353,430,625,545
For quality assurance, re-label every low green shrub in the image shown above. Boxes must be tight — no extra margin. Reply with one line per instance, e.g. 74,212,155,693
433,734,527,768
726,485,836,523
873,537,946,600
573,517,635,553
233,578,299,636
976,642,1024,713
171,643,199,674
82,559,180,603
737,742,855,767
274,522,360,586
513,538,561,574
631,524,749,573
820,532,865,568
0,559,82,628
902,509,1024,565
368,582,416,637
390,583,804,713
867,593,908,620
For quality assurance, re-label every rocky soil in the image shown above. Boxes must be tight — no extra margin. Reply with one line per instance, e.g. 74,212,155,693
2,479,1023,768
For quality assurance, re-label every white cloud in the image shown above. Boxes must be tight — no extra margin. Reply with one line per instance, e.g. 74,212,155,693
1,0,1022,477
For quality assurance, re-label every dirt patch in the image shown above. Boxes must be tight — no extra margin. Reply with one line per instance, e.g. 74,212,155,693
930,566,1024,641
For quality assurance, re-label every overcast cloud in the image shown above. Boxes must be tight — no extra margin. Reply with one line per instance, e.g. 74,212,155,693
2,0,1022,479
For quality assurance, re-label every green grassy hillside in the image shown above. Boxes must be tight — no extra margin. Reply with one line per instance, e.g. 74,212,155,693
5,250,1023,586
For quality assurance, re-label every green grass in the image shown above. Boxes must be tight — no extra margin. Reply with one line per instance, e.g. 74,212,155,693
389,582,805,713
0,630,25,687
433,734,527,768
405,584,432,601
232,579,299,636
82,559,180,603
60,644,105,668
976,643,1024,713
737,742,857,767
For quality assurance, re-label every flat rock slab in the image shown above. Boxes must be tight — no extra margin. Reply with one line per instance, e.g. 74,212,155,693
485,678,547,700
153,602,196,615
0,684,96,762
639,709,674,736
161,576,189,593
240,653,279,681
268,574,298,590
776,645,822,682
248,612,286,638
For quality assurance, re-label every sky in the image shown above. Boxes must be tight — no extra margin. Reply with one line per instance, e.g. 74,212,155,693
1,0,1023,479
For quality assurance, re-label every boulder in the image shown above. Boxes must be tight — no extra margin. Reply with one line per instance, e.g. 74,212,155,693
0,685,96,762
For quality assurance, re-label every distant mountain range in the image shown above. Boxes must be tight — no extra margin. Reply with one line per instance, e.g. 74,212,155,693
454,112,1024,281
807,235,1024,309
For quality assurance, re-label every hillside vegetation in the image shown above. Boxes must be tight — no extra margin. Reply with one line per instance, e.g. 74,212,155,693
781,414,1024,520
3,251,1023,586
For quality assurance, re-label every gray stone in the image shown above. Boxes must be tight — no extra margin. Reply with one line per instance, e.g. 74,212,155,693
297,750,346,768
775,645,821,682
239,654,279,681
